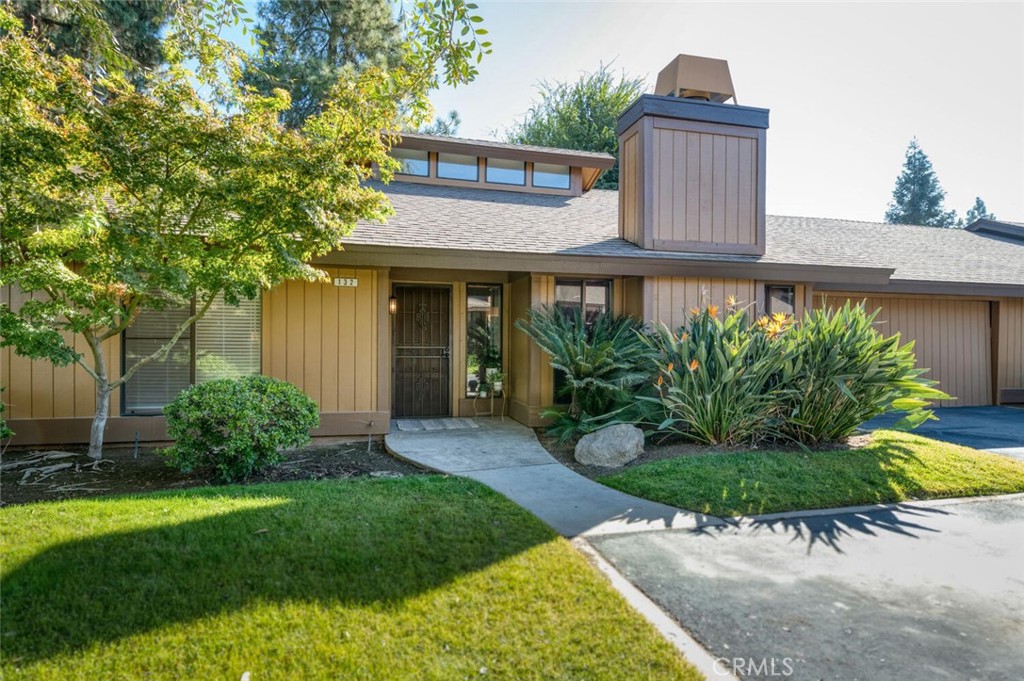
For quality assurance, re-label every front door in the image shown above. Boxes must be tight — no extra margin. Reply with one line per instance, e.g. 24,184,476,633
392,285,452,418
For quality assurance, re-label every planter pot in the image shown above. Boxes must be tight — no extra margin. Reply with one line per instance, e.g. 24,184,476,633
493,381,503,394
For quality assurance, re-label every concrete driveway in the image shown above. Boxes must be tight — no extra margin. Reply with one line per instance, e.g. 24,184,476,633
865,406,1024,460
588,496,1024,681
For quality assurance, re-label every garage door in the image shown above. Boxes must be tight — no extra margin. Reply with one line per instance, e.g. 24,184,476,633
815,295,992,407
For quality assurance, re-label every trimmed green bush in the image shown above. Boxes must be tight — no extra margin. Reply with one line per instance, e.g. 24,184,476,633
515,306,649,442
163,375,319,482
777,301,949,444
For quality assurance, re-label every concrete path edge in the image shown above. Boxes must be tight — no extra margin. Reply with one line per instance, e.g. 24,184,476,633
733,491,1024,525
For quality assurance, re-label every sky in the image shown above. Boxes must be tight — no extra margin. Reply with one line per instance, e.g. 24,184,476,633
231,1,1024,224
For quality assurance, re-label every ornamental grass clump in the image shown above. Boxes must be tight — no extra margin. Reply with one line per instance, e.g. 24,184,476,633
776,301,949,444
640,303,792,445
515,306,650,442
163,375,319,483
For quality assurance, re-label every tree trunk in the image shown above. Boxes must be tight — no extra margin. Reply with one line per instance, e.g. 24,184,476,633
88,381,110,460
84,333,110,460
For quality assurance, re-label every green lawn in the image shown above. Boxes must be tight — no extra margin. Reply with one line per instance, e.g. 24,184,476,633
1,476,701,681
600,430,1024,517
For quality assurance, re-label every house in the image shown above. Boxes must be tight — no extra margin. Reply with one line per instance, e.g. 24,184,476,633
5,55,1023,446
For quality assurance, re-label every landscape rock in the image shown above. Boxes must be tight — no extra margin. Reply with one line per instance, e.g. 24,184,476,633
574,424,644,468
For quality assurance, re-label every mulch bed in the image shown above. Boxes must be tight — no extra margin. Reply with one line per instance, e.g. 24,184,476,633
0,439,424,506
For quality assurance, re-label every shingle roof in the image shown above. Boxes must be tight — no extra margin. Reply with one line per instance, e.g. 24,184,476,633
345,182,1024,289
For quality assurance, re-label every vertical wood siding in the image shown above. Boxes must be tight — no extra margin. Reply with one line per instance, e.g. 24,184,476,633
644,277,758,329
815,294,992,407
1,286,121,419
619,130,640,244
261,268,381,412
996,298,1024,396
651,126,758,248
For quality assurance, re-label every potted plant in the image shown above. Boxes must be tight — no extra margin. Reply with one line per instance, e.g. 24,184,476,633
478,381,490,398
490,371,505,395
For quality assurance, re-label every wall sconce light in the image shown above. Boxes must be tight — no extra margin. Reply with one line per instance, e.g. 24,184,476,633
388,295,398,315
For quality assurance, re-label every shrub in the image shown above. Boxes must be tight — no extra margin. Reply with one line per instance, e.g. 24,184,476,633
640,305,791,445
776,301,949,444
515,306,650,442
163,375,319,483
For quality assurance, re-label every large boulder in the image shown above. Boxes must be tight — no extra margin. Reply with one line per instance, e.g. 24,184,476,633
574,424,644,468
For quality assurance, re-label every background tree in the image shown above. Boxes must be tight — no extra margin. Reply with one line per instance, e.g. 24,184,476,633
244,0,402,127
959,196,996,227
504,65,646,190
884,138,958,227
417,109,461,136
12,0,167,73
0,0,490,458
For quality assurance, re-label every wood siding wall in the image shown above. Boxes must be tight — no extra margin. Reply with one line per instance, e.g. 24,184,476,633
651,122,759,250
618,116,766,256
996,297,1024,398
1,287,121,421
262,267,386,418
816,293,992,407
644,277,758,329
619,130,641,244
508,274,557,426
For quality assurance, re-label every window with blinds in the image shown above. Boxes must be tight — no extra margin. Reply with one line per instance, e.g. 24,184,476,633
123,304,192,415
195,296,261,383
122,294,261,415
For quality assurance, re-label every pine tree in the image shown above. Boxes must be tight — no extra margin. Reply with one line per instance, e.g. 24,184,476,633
959,197,996,227
244,0,402,128
12,0,167,72
884,138,958,227
416,110,461,136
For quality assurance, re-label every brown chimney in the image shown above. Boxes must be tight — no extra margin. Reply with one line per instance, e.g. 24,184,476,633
618,55,768,256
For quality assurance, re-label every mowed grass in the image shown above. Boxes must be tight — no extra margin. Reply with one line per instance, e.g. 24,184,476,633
600,430,1024,517
1,476,701,681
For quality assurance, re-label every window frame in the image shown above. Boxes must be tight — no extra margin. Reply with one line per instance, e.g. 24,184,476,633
765,285,796,316
554,279,612,323
120,295,262,416
464,283,504,398
485,157,527,186
392,148,430,177
437,152,480,182
532,162,571,190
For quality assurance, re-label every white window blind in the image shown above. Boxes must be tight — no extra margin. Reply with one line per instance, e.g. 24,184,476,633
196,295,261,383
123,304,192,415
122,294,261,415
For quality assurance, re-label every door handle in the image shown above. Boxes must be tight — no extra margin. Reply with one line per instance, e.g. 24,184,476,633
442,346,451,358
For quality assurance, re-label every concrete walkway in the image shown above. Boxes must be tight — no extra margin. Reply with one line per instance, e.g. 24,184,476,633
385,419,722,537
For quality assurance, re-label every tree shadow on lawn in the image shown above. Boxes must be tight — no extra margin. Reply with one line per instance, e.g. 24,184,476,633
1,477,553,665
684,437,960,553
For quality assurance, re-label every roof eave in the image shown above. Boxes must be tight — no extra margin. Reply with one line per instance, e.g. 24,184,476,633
394,135,616,170
816,279,1024,298
320,244,894,286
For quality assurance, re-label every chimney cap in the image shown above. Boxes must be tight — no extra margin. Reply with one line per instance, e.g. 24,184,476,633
654,54,736,104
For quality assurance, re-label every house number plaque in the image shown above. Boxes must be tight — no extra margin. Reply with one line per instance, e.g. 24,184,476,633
332,278,359,287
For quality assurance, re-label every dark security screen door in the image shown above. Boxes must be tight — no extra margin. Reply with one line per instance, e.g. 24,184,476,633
393,286,452,418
